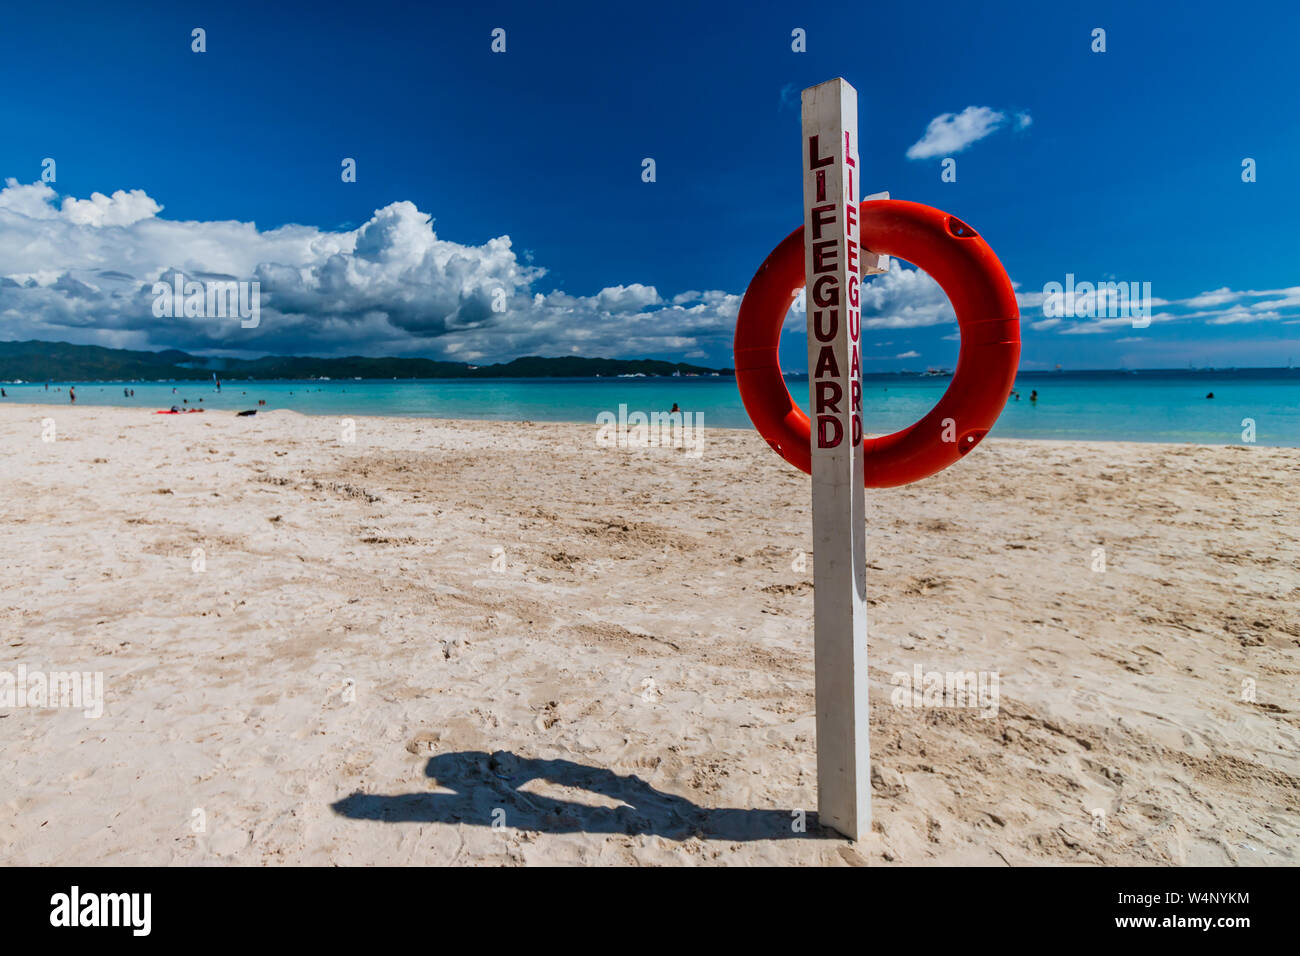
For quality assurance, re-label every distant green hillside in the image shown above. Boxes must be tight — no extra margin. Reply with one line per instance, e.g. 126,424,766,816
0,340,732,381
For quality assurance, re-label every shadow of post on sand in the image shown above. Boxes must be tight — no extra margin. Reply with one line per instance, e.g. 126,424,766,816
332,750,831,841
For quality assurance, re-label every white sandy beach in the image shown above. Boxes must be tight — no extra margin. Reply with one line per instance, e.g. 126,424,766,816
0,402,1295,866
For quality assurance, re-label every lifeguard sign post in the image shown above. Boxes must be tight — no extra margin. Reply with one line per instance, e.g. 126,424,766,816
801,78,875,840
733,78,1020,841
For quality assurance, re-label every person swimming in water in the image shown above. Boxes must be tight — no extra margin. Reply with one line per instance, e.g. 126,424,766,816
1029,390,1038,403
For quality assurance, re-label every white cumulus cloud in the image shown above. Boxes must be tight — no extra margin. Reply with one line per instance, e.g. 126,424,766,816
10,178,1144,365
0,179,744,362
61,188,162,227
905,106,1025,160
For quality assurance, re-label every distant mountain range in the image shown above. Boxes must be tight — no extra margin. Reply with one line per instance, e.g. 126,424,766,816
0,340,732,381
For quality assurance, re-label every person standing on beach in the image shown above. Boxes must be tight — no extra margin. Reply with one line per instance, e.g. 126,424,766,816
69,386,76,403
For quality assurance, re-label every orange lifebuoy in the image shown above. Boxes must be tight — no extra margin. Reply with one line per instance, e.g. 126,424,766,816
733,199,1019,488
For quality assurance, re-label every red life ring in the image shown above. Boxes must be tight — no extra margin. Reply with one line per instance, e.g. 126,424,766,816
733,199,1019,488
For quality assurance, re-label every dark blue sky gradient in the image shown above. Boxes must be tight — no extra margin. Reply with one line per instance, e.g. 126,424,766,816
3,0,1298,368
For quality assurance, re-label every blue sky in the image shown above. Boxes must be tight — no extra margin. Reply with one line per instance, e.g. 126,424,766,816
1,0,1297,369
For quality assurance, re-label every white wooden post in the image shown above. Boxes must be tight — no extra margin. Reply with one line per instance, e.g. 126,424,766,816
802,78,872,840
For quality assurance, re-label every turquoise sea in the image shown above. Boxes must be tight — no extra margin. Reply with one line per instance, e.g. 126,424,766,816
4,370,1297,447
